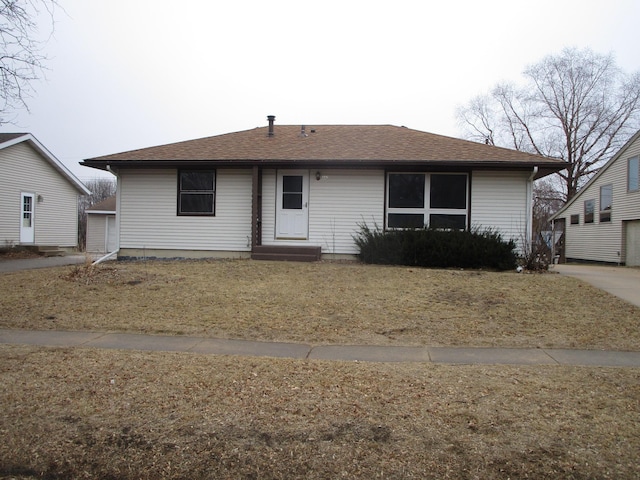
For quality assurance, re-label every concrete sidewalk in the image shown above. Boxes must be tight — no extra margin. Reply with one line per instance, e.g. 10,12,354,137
2,329,640,367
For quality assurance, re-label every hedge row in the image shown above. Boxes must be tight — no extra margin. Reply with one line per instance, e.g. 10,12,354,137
353,224,517,271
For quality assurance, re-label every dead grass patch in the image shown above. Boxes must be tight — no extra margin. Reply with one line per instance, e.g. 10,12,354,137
1,258,639,349
0,345,638,479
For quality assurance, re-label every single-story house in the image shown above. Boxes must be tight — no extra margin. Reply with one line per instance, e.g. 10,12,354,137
86,196,117,254
550,129,640,266
0,133,90,252
81,117,565,261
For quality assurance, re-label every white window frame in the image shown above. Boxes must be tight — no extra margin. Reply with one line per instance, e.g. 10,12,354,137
629,156,639,192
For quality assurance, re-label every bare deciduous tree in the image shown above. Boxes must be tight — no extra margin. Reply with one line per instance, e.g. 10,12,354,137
1,0,59,124
78,177,116,251
458,48,640,201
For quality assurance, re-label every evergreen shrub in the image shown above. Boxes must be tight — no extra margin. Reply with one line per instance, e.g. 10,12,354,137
354,223,517,271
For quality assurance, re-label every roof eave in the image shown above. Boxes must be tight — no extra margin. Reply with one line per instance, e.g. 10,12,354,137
81,158,566,173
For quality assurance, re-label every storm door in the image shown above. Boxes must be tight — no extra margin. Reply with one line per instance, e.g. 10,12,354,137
20,192,35,244
275,171,309,239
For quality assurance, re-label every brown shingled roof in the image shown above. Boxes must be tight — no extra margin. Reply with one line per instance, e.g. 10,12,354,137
87,196,116,212
0,133,29,143
82,124,565,175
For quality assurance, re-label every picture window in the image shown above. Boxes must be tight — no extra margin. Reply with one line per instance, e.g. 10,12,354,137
387,173,468,229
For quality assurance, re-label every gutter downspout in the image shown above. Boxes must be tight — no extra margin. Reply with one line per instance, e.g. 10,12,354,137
94,165,120,265
525,166,538,255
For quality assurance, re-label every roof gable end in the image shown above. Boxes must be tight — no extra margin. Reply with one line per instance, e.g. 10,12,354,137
1,133,91,195
551,128,640,218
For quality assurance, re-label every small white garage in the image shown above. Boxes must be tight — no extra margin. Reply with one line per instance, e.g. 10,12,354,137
86,196,117,254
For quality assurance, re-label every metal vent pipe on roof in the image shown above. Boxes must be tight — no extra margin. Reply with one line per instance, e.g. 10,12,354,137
267,115,275,137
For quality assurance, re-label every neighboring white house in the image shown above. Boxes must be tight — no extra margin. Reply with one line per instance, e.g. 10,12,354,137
86,196,117,254
0,133,90,251
81,118,565,261
551,129,640,266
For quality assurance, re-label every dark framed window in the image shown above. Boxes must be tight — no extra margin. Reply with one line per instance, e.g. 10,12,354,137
570,214,580,225
178,170,216,215
584,199,595,224
599,184,612,222
629,156,639,192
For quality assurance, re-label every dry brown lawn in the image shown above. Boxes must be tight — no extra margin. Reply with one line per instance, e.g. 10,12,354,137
1,258,640,349
1,346,639,479
1,259,640,479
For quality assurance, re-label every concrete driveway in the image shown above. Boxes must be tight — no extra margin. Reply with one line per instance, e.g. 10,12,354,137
0,254,88,273
552,264,640,308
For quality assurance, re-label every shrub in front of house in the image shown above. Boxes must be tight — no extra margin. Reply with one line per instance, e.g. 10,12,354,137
354,224,517,271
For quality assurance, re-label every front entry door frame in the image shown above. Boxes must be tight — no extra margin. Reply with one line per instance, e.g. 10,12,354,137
20,192,35,244
275,170,309,240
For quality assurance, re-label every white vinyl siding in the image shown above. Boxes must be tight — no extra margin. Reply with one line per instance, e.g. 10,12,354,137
119,169,252,252
309,170,384,254
470,170,530,246
565,221,622,263
116,167,538,258
261,169,385,254
0,142,80,247
558,133,640,264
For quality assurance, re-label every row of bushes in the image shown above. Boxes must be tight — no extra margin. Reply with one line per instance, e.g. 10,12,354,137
353,223,517,271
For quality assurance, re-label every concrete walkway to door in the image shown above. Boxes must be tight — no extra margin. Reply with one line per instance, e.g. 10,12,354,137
552,264,640,308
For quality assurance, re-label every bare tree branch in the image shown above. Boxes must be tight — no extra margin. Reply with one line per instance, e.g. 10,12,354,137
0,0,59,124
457,47,640,202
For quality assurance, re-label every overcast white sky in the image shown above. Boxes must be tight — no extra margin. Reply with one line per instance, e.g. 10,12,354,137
2,0,639,181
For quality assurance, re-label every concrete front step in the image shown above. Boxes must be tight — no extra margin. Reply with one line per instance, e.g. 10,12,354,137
34,246,65,257
251,245,322,262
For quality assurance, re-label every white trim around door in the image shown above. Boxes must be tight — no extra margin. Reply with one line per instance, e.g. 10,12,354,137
20,192,35,244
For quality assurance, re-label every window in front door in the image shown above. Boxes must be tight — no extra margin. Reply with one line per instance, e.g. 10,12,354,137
282,175,303,209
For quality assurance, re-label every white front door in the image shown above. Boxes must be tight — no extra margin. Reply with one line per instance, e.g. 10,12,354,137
20,192,35,244
276,171,309,239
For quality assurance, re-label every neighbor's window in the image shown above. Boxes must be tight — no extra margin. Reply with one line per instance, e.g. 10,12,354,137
599,184,612,222
584,199,595,223
178,170,216,215
387,173,468,229
570,214,580,225
629,156,639,192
